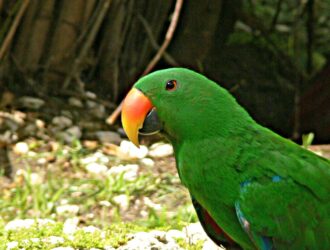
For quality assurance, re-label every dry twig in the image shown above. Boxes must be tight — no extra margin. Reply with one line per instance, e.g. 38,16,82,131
106,0,184,125
62,0,112,90
0,0,30,61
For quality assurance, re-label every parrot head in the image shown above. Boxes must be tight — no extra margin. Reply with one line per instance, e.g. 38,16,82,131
121,68,251,146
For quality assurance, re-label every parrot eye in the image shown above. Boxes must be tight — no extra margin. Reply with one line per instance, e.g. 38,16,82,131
165,80,177,91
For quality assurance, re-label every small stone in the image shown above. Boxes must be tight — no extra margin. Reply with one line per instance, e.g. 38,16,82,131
107,164,139,181
143,197,162,210
86,162,108,175
56,204,80,216
203,240,224,250
90,104,106,119
13,141,29,155
52,116,73,130
95,131,121,144
99,200,111,207
35,119,45,128
183,222,209,245
58,126,82,143
18,96,45,110
140,158,155,167
113,194,129,211
166,229,186,241
83,140,98,150
6,241,18,250
85,91,97,99
148,142,173,158
68,97,84,108
51,247,75,250
5,218,54,231
63,217,79,235
86,100,98,108
119,140,148,159
82,225,101,233
30,172,43,185
44,236,65,244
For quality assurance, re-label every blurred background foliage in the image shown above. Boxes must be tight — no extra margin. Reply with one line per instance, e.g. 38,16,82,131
0,0,329,142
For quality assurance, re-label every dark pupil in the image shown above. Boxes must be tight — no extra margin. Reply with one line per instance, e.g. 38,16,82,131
166,80,176,90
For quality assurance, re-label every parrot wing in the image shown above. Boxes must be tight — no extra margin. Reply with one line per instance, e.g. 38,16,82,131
234,128,330,249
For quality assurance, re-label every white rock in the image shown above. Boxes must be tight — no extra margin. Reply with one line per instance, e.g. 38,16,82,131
148,142,173,158
93,152,110,164
85,162,108,175
5,218,54,231
13,142,29,155
18,96,45,109
82,225,101,233
143,197,162,210
68,97,84,108
166,229,186,241
56,204,80,216
140,158,155,167
119,140,148,159
85,91,97,99
63,217,79,235
203,239,224,250
91,104,106,119
81,152,109,165
52,116,73,129
107,164,139,181
183,222,209,245
29,172,43,185
99,200,111,207
95,131,121,144
58,126,82,143
113,194,129,211
51,247,74,250
66,126,82,140
44,236,65,244
6,241,18,250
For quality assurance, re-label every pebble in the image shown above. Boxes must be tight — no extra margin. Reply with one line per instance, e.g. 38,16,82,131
13,141,29,155
113,194,129,211
52,116,73,129
95,131,121,144
148,142,173,158
6,241,18,250
51,247,75,250
140,157,155,167
56,204,80,216
85,162,108,175
107,164,139,181
82,225,101,234
44,236,65,244
68,97,84,108
119,140,148,159
63,217,79,235
58,126,82,143
18,96,45,110
5,218,55,231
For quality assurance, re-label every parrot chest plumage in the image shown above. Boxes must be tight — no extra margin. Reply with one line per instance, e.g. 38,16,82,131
174,137,256,249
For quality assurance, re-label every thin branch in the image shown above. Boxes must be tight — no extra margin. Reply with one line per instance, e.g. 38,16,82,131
137,14,179,67
142,0,183,76
306,0,314,75
62,0,112,89
269,0,283,32
106,0,184,125
0,0,30,61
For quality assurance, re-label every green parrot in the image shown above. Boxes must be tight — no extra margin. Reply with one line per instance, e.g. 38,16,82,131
121,68,330,250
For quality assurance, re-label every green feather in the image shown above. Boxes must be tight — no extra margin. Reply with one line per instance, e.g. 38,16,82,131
133,68,330,249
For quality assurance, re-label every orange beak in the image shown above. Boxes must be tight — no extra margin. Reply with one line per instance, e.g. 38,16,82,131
121,88,153,146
